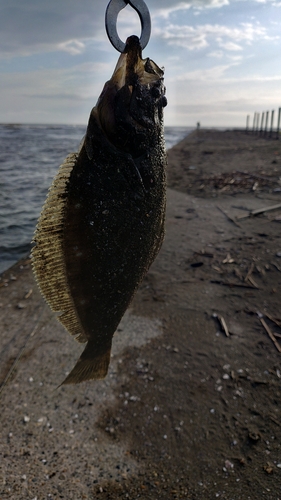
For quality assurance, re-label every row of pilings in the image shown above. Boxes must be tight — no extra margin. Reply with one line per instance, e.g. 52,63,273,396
246,108,281,139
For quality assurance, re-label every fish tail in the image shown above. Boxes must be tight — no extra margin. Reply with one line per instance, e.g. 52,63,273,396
62,342,111,385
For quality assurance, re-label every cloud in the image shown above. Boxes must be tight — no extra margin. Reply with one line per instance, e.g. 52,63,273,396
0,0,105,58
222,41,243,51
0,60,114,124
171,65,281,86
208,50,224,58
253,0,281,3
153,0,229,19
164,63,281,126
0,0,267,58
1,61,111,102
0,0,280,128
155,21,275,51
165,63,236,86
58,40,86,56
1,0,278,60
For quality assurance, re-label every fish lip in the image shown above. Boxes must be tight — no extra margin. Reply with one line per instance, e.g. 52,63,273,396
111,35,164,89
123,35,145,86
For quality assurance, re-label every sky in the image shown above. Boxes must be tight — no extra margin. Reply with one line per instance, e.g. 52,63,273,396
0,0,280,127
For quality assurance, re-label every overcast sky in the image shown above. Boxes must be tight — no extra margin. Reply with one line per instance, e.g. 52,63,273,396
0,0,280,127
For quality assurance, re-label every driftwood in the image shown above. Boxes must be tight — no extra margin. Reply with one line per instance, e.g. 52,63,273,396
213,314,230,337
264,312,281,328
25,289,33,299
247,276,259,289
260,318,281,353
218,315,230,337
211,280,257,289
237,203,281,220
244,263,259,288
271,261,281,272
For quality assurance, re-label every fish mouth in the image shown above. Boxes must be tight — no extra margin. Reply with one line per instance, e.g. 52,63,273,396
96,35,167,155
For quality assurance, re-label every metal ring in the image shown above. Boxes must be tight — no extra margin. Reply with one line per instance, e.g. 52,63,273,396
105,0,151,53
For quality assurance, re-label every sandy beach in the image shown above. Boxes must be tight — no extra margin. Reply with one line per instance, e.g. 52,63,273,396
1,129,281,499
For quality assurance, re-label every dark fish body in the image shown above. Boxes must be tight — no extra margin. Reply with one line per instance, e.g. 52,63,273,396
32,36,167,384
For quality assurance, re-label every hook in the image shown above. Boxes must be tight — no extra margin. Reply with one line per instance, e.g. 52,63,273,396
105,0,151,53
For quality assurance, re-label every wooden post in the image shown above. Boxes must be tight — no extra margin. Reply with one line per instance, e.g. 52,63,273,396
256,113,260,135
246,115,250,133
260,112,265,136
252,113,256,134
264,111,269,137
269,110,275,138
277,107,281,140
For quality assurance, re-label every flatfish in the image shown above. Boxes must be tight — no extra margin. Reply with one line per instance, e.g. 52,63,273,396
32,36,167,384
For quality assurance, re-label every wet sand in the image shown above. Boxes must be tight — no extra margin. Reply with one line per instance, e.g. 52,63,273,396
1,129,281,499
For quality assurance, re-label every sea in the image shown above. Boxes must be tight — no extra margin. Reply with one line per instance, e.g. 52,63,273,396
0,124,194,274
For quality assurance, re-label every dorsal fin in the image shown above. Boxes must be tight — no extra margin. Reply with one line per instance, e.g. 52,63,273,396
32,153,87,344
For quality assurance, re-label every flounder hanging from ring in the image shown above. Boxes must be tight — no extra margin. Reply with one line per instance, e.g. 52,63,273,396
32,34,167,385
